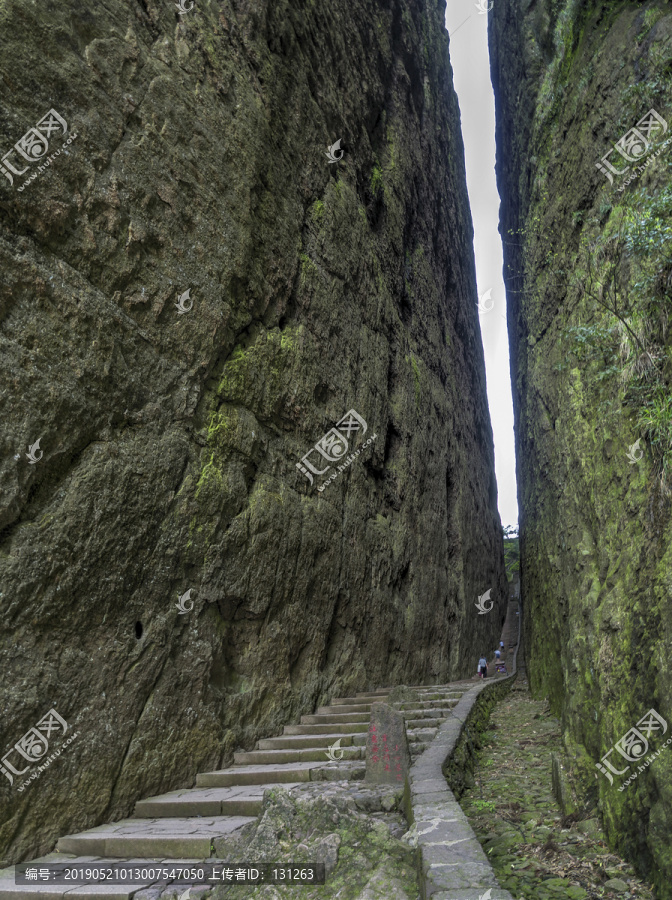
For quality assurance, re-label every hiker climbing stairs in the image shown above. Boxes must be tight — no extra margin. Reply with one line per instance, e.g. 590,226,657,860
0,682,472,898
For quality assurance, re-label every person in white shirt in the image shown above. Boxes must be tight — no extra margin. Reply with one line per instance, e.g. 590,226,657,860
478,656,488,678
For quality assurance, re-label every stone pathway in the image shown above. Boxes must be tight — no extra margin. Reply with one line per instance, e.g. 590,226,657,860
0,684,472,899
469,597,519,682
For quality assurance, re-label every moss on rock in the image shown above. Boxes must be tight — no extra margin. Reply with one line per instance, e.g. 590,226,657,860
491,0,672,892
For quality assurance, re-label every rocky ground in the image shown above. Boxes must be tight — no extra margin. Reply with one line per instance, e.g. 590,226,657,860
460,678,657,900
206,782,419,899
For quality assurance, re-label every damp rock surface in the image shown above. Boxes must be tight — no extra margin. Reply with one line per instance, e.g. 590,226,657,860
490,0,672,892
208,783,418,898
0,0,505,866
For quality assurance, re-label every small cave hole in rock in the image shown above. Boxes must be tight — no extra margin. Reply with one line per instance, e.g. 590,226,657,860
135,621,143,639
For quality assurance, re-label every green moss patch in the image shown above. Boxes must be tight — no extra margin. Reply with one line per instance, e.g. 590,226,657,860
459,679,656,900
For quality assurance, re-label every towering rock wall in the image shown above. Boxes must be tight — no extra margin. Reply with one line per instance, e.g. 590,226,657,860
0,0,505,866
491,0,672,892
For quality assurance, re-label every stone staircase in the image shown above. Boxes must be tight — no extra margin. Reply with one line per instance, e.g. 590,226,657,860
0,682,471,898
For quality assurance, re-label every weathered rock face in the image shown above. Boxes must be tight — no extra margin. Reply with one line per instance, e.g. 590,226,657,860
0,0,505,865
491,0,672,892
209,784,416,897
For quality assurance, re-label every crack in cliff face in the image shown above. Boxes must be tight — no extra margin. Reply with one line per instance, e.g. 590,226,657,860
102,646,173,818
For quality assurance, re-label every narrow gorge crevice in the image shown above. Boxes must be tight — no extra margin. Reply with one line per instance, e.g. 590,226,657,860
1,0,671,896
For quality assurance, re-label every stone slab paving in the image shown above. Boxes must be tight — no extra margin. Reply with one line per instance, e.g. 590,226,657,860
283,721,369,734
0,855,207,900
430,892,514,900
408,728,439,739
405,598,522,900
316,703,375,714
135,784,301,817
0,882,152,900
195,761,321,786
397,700,460,710
309,760,366,780
56,817,255,857
300,711,371,723
1,682,472,900
232,745,364,764
257,732,362,749
407,718,445,728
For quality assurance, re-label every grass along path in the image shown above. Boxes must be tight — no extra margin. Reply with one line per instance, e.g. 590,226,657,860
459,677,656,900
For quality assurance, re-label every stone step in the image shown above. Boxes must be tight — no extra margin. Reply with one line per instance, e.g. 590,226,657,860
399,706,457,718
407,728,438,742
134,783,300,818
394,699,460,710
406,717,446,728
301,712,370,724
0,861,160,900
257,733,365,750
0,885,147,899
302,704,457,726
284,722,369,735
301,700,459,725
399,706,454,716
304,760,365,782
354,690,393,698
233,746,364,765
56,816,255,857
316,703,374,714
330,693,390,704
410,742,431,755
196,762,323,787
329,690,460,706
411,691,462,703
325,697,462,713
